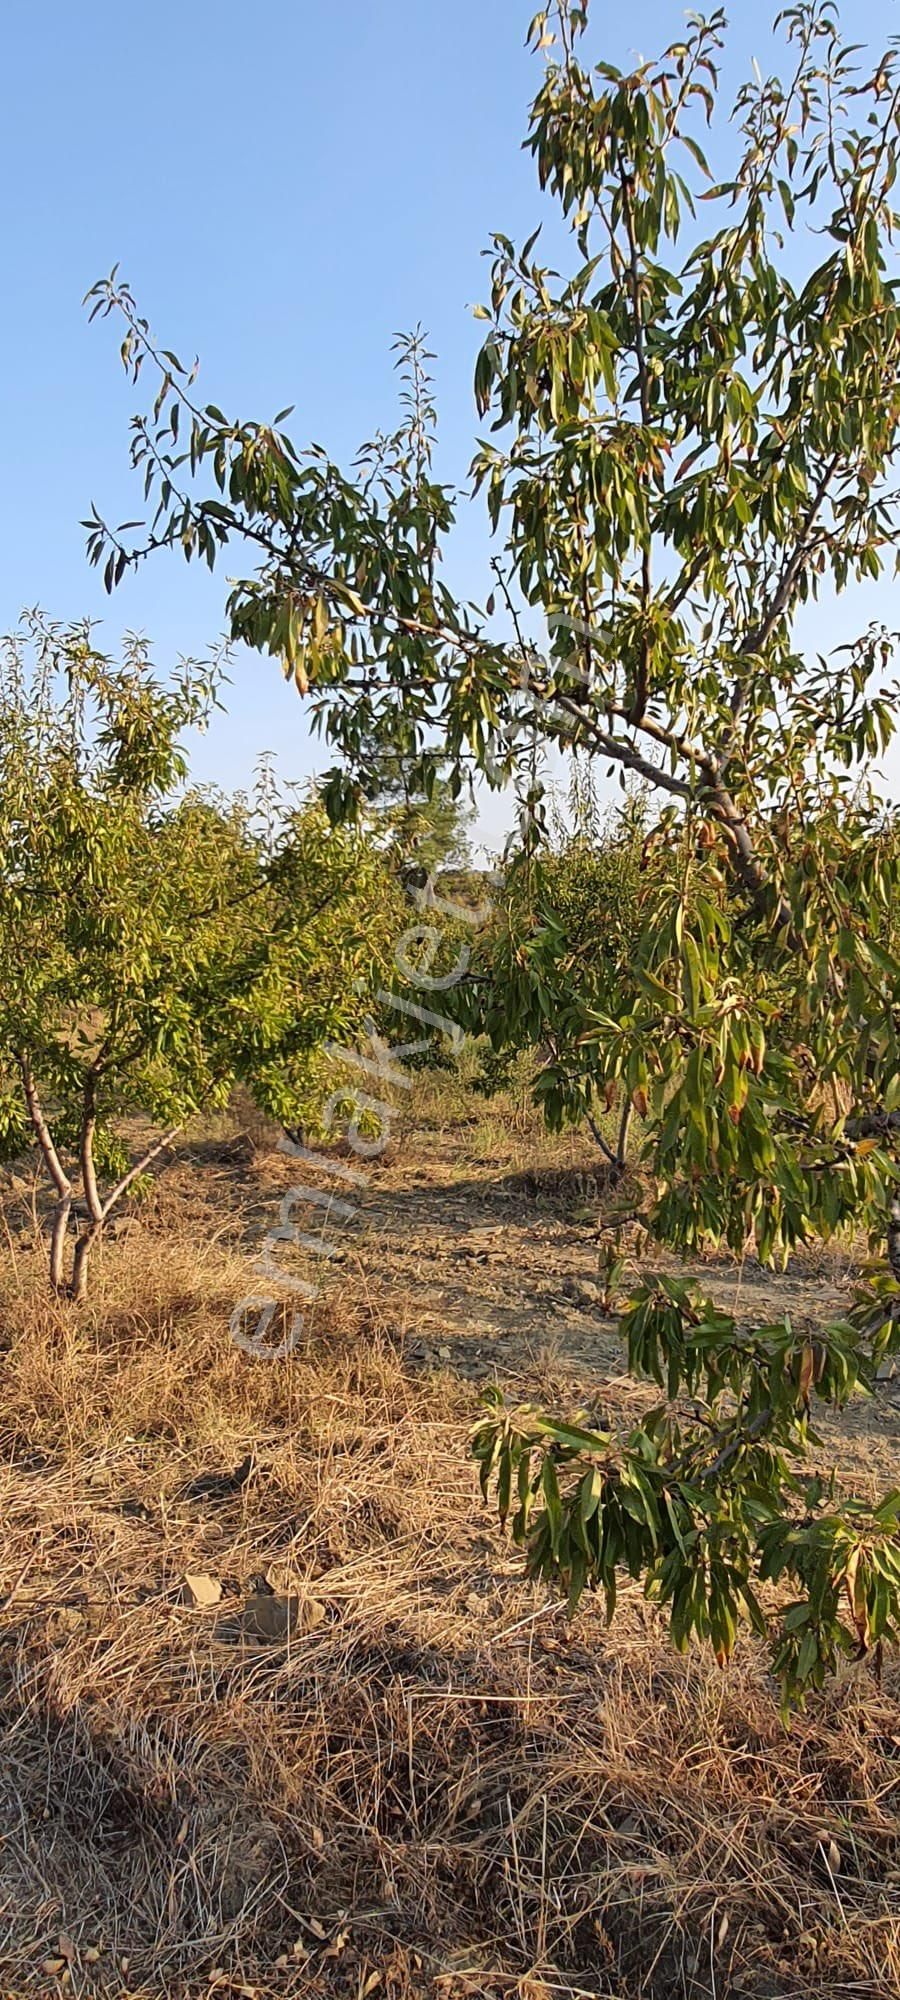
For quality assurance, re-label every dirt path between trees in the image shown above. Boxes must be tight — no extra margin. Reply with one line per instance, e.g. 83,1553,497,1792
278,1117,900,1488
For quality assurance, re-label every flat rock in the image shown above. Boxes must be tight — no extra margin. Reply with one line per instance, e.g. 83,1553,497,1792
239,1592,327,1640
182,1572,223,1608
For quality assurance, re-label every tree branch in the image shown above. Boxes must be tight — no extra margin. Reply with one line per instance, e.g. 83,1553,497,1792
722,451,842,758
100,1125,184,1220
80,1074,103,1224
697,1403,775,1482
618,164,653,726
587,1113,619,1167
19,1054,70,1200
544,692,694,799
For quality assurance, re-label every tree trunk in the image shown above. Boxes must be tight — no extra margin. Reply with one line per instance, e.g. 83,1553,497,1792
19,1054,75,1296
80,1081,103,1227
588,1097,632,1184
887,1200,900,1285
19,1052,181,1301
49,1195,72,1293
64,1124,183,1300
69,1222,101,1302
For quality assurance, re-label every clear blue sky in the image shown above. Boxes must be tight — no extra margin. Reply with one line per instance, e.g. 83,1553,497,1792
2,1,899,845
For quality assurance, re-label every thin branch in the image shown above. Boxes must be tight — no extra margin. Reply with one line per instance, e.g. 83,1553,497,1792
609,705,693,760
697,1404,776,1481
724,451,842,746
543,690,694,798
586,1114,619,1167
100,1125,184,1220
618,164,653,725
663,547,710,619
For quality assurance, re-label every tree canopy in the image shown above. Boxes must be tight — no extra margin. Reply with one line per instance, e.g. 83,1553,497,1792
0,617,399,1296
83,0,900,1702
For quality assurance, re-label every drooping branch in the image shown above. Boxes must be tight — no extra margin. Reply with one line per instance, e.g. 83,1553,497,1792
543,692,694,800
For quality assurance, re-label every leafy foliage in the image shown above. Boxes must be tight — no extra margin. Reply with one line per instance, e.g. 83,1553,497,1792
473,1272,900,1712
0,618,399,1295
461,792,900,1254
367,748,475,882
455,799,646,1163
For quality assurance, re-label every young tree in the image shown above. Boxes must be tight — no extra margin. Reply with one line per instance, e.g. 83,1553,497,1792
367,748,475,882
458,796,647,1176
0,618,399,1298
86,2,900,1699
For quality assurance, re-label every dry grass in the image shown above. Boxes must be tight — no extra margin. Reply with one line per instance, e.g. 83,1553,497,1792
0,1101,899,1999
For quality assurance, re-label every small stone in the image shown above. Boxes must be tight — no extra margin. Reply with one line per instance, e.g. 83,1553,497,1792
241,1593,326,1640
182,1572,223,1608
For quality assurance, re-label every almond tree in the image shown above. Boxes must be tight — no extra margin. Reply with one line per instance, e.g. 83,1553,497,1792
84,2,900,1701
0,618,398,1298
458,799,647,1177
